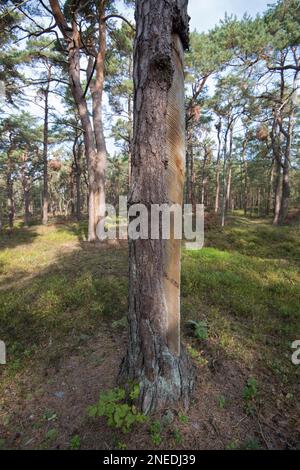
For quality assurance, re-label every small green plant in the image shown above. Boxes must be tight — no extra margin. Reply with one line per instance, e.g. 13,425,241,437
172,427,183,445
243,377,258,415
43,410,57,422
69,434,81,450
87,385,147,434
241,438,261,450
225,440,239,450
45,428,58,442
218,395,226,409
117,441,127,450
243,377,258,401
149,420,162,446
178,412,189,424
0,438,5,450
186,320,208,341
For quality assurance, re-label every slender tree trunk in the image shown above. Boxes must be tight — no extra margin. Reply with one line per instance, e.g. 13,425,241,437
6,149,14,231
221,125,230,227
201,150,208,205
279,73,298,225
266,160,274,216
241,134,249,216
73,142,83,221
88,6,107,241
21,151,30,227
214,120,222,213
49,0,107,241
225,126,233,212
185,128,192,204
128,56,133,190
273,156,282,225
190,140,196,211
42,66,51,225
119,0,194,414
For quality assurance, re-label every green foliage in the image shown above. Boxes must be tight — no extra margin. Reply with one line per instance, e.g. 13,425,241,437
243,377,258,401
225,440,239,450
218,395,226,409
240,438,262,450
43,410,57,422
87,385,147,434
69,435,81,450
186,320,208,341
45,428,58,442
243,378,258,415
172,428,183,445
178,413,189,425
149,420,162,446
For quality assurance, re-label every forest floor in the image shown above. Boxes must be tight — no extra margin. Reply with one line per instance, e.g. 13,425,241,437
0,213,299,450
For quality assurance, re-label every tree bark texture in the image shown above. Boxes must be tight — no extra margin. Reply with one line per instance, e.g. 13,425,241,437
119,0,194,414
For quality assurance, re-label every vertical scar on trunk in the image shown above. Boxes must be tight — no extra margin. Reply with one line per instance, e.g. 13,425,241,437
164,35,185,357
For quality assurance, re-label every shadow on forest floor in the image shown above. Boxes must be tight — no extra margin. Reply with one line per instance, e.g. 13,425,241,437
0,216,299,450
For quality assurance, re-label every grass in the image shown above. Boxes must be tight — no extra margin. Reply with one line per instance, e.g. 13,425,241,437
0,219,128,375
182,215,300,383
1,215,299,379
0,213,299,449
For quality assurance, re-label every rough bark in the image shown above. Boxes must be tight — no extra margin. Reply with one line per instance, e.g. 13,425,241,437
49,0,107,241
119,0,194,414
42,66,51,225
214,120,222,213
241,134,249,216
21,150,30,227
6,148,14,231
271,120,282,225
279,73,298,225
225,126,233,212
88,4,107,241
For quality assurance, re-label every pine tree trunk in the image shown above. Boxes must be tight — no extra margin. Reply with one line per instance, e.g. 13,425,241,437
241,135,248,216
89,12,107,241
119,0,194,414
266,160,274,216
225,127,233,212
6,150,14,231
49,0,107,241
214,121,222,214
42,66,51,225
273,156,282,225
279,73,297,225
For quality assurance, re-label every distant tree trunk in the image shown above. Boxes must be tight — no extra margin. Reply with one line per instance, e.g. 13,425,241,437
120,0,194,414
6,148,14,231
266,159,274,216
221,123,230,227
241,134,249,216
73,141,83,221
214,119,222,213
49,0,107,241
273,156,282,225
21,150,30,227
279,72,298,225
271,116,282,225
185,128,192,204
201,148,209,205
225,126,233,212
190,140,196,211
88,7,107,241
128,56,133,190
42,65,51,225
